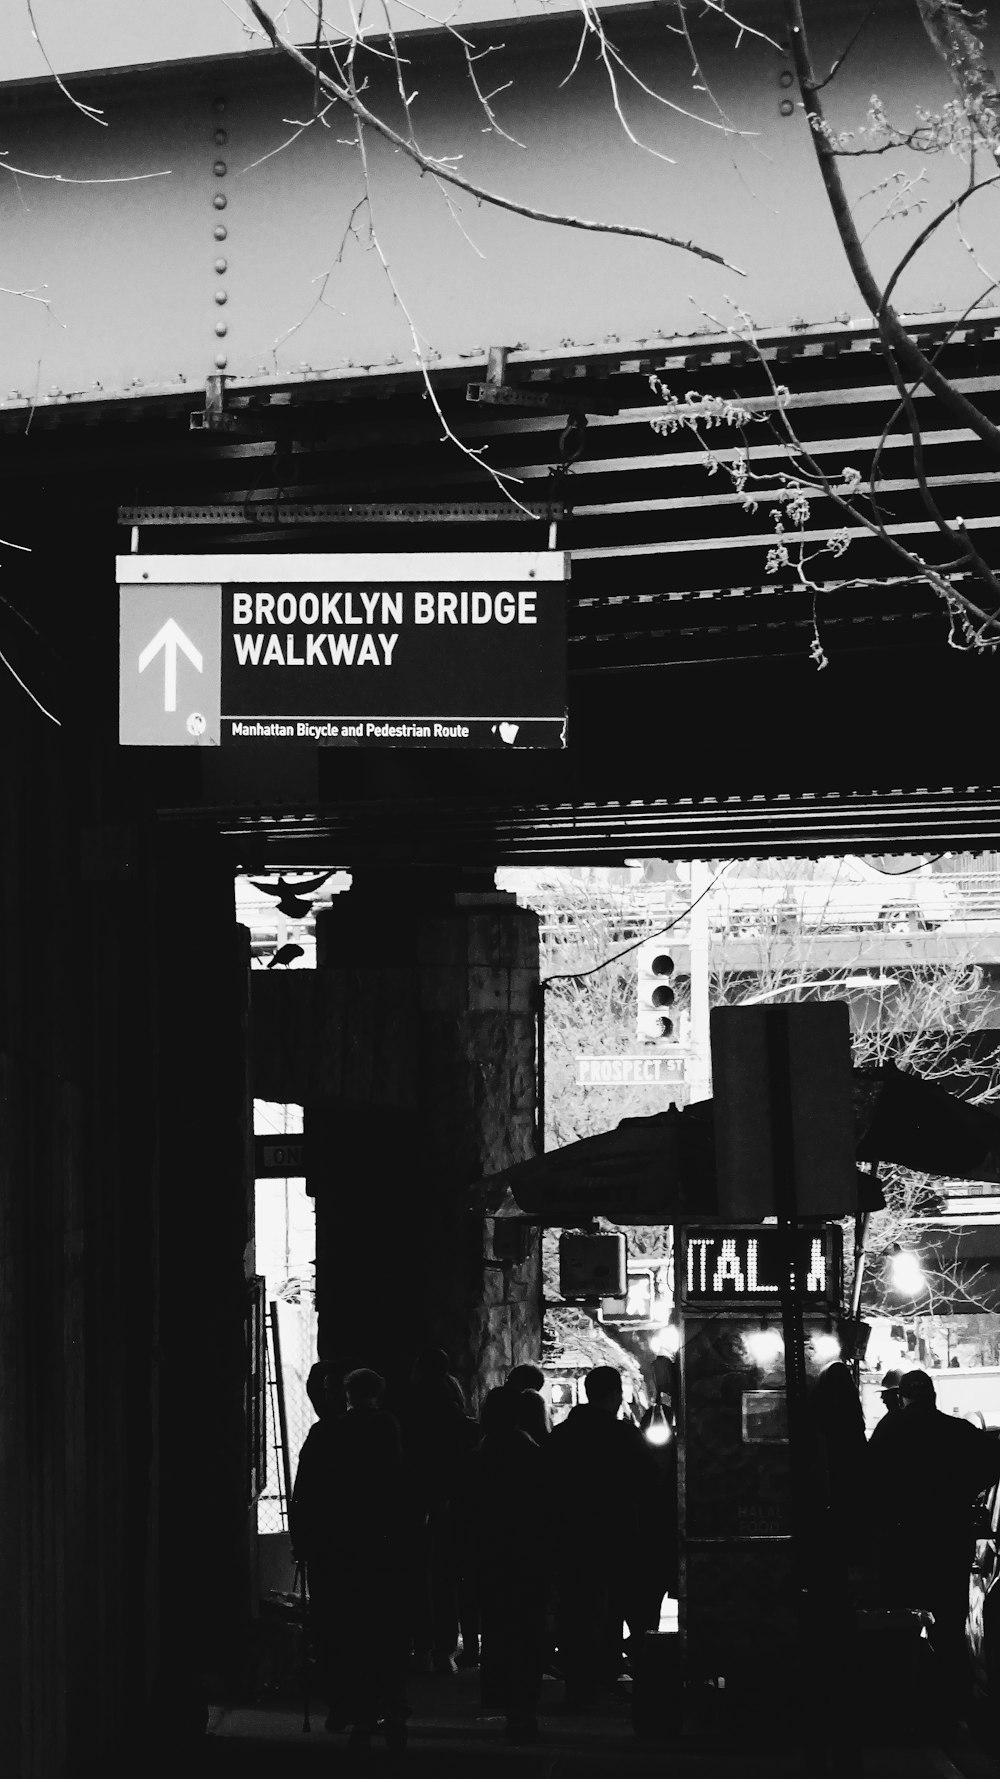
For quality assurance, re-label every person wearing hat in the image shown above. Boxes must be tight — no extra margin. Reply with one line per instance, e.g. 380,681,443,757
868,1367,1000,1725
878,1368,904,1419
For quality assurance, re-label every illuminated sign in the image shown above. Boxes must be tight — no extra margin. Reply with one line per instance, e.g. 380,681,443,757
600,1261,672,1326
118,553,568,749
683,1226,839,1307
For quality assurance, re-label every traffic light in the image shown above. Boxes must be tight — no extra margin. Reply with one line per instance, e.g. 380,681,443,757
636,937,689,1042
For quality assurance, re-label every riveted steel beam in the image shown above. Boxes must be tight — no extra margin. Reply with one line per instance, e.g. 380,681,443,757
117,500,560,525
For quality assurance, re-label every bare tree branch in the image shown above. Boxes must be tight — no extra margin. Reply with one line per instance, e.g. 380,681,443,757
783,0,1000,457
916,0,1000,173
348,112,538,513
651,310,1000,645
24,0,106,126
247,0,745,270
814,0,886,92
0,640,59,725
0,154,169,186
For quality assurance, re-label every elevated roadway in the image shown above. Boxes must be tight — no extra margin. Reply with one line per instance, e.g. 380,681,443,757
697,922,1000,974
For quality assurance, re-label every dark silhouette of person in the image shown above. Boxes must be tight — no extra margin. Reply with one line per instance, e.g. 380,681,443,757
878,1368,904,1419
468,1385,551,1743
802,1361,870,1771
515,1388,552,1439
288,1357,360,1731
806,1361,870,1565
546,1366,660,1711
868,1366,1000,1723
403,1346,478,1674
506,1362,546,1399
290,1365,410,1752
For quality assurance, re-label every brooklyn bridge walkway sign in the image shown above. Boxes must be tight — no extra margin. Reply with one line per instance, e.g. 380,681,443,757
118,552,568,749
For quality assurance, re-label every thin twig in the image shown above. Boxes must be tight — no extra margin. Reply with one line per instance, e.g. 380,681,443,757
576,0,754,139
461,44,525,148
0,641,59,725
688,0,783,53
782,0,1000,457
247,0,744,270
692,299,1000,642
0,283,63,322
268,195,365,363
350,114,537,515
880,171,1000,314
24,0,106,125
869,282,1000,500
880,330,1000,608
241,102,338,174
673,0,757,140
814,0,884,93
754,337,1000,639
0,155,169,186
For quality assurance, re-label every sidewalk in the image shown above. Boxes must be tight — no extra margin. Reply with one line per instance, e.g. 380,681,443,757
198,1664,999,1777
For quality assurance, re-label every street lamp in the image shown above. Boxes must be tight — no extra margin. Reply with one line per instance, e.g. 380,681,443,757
887,1244,926,1297
649,1322,681,1357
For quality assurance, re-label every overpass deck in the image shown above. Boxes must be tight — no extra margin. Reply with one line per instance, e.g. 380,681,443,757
693,922,1000,972
7,319,1000,867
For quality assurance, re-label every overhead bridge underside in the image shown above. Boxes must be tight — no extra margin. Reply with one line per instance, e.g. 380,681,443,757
9,316,1000,867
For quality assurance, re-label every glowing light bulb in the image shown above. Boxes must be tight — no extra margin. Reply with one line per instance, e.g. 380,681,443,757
744,1327,784,1367
888,1248,926,1297
812,1332,841,1364
649,1323,681,1357
643,1402,672,1446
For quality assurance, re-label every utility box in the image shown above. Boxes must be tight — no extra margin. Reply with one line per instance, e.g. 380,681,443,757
558,1231,627,1300
677,1221,844,1703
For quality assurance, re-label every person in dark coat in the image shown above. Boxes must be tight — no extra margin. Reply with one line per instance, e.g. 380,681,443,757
877,1368,904,1421
289,1365,410,1752
288,1357,359,1732
805,1360,870,1568
546,1366,661,1712
468,1385,551,1743
802,1360,871,1773
868,1367,1000,1721
403,1346,479,1674
505,1363,546,1399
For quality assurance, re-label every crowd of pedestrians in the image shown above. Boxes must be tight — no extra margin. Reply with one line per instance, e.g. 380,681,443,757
289,1352,666,1752
289,1344,1000,1759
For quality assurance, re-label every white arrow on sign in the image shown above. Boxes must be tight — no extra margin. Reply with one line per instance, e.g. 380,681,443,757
137,619,204,713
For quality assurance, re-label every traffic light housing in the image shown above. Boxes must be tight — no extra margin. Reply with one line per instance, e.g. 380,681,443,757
636,937,689,1042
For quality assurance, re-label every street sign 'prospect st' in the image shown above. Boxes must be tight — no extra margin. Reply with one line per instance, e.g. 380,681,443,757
576,1055,686,1086
118,552,568,748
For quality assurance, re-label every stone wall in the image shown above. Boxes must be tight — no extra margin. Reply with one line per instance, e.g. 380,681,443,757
306,880,540,1412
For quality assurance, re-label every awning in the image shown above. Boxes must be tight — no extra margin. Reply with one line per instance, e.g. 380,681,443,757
856,1060,1000,1180
469,1103,717,1227
470,1062,1000,1227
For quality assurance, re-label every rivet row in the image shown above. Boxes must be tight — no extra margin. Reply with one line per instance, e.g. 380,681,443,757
211,105,229,370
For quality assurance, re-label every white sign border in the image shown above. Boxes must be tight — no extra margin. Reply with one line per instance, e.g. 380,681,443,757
116,552,569,583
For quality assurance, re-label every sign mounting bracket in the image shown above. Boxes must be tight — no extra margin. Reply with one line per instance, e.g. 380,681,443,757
467,345,620,414
189,372,240,434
